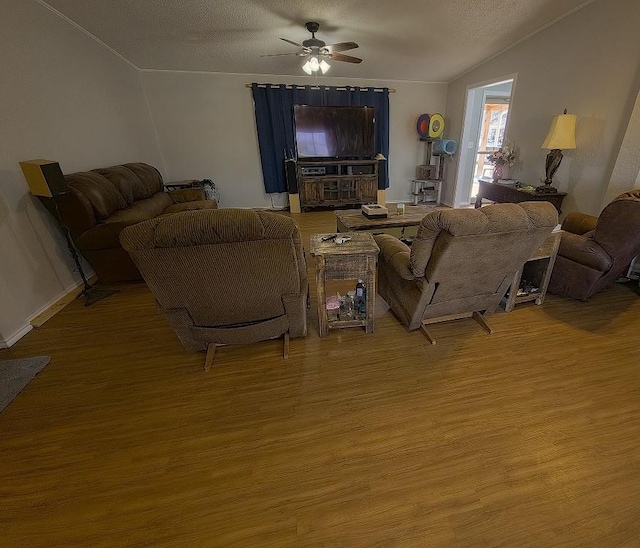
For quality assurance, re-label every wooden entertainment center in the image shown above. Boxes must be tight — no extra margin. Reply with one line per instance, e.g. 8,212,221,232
296,159,378,210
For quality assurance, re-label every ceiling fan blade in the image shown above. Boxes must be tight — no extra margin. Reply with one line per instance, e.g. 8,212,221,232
260,52,303,57
279,37,304,48
329,52,363,64
324,41,359,53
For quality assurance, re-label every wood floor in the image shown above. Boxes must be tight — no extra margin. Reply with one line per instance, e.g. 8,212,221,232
2,210,640,547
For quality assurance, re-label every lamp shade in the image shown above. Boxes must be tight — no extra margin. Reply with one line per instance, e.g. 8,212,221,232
19,159,67,197
541,114,577,150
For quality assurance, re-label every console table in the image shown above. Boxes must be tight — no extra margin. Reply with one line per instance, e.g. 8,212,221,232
475,179,566,213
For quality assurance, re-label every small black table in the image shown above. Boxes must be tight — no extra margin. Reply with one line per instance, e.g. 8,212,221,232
475,179,566,214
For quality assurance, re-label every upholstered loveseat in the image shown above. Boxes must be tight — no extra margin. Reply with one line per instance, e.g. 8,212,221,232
57,163,216,282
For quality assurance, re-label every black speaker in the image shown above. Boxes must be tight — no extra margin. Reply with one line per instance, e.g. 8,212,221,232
377,159,387,190
19,160,68,197
285,159,298,194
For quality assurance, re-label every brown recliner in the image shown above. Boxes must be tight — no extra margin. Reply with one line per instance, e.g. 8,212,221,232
56,163,217,282
548,190,640,300
375,202,558,343
120,209,308,369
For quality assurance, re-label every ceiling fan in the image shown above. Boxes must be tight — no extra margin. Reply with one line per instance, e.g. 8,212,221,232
262,22,362,74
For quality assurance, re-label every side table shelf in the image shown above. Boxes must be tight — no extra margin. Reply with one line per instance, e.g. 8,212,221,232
502,230,561,312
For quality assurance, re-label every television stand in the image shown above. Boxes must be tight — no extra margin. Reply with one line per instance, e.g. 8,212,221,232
296,159,379,211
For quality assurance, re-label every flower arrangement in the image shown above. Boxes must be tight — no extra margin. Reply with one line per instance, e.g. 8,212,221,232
487,141,517,167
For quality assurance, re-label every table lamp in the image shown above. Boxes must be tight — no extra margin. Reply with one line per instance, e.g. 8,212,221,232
537,109,576,193
19,160,118,306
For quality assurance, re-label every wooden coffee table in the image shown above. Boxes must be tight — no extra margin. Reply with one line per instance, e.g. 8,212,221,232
335,203,438,232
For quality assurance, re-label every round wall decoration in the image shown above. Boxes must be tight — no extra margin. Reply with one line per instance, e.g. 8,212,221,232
416,113,431,138
429,113,445,138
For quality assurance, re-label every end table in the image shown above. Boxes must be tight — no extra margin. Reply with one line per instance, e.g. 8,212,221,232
310,232,380,337
503,230,562,312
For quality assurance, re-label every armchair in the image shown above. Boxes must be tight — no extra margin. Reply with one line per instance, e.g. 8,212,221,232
120,209,308,369
548,190,640,300
375,202,558,344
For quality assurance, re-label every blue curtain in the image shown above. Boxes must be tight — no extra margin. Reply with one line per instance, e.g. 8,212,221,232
251,84,390,194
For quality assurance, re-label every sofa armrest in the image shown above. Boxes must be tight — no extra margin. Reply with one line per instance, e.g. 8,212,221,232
562,212,598,235
168,188,206,203
559,232,613,272
374,234,415,281
80,220,142,250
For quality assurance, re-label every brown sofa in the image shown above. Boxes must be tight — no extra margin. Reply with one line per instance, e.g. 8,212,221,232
56,163,216,282
120,209,307,368
548,190,640,300
374,202,558,343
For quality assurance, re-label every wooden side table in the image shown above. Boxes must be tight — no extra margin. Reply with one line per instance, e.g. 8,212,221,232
503,230,562,312
475,179,566,214
310,232,380,337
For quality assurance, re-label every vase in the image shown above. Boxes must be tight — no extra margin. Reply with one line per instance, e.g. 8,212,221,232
492,163,504,182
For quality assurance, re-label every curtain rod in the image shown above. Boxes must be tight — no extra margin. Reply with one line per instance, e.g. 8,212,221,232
246,83,395,93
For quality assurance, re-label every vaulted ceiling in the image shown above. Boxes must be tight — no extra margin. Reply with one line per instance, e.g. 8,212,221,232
42,0,594,82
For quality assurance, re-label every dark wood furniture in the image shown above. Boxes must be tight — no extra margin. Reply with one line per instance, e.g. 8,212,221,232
310,232,379,337
298,159,378,210
335,203,438,232
475,179,566,213
502,230,561,312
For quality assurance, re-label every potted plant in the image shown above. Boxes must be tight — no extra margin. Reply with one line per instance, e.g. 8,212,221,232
487,141,517,181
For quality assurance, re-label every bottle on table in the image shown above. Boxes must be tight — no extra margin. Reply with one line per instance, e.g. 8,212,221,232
355,279,366,319
344,291,356,320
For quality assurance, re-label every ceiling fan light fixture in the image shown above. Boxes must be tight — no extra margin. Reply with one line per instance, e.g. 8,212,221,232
273,23,361,74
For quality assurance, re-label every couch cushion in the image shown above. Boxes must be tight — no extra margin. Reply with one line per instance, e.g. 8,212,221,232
108,193,173,224
162,200,218,215
123,163,164,196
168,188,207,203
65,171,126,220
93,165,147,204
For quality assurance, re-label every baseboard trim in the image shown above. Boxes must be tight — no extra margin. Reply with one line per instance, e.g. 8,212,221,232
0,325,33,349
30,277,97,328
0,277,96,348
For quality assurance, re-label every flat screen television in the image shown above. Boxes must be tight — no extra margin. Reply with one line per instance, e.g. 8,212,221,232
294,105,375,159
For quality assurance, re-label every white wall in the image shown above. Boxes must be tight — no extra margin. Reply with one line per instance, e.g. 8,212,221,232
603,90,640,204
140,71,447,207
444,0,640,217
0,0,162,346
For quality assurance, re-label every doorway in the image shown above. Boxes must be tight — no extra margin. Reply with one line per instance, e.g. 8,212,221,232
454,78,515,207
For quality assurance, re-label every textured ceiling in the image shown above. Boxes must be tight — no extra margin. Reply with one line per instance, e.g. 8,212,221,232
42,0,593,82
